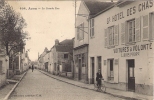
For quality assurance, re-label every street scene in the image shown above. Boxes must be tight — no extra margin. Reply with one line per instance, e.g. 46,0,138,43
9,70,130,100
0,0,154,100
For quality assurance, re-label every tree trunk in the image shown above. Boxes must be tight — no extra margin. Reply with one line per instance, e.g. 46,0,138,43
6,43,9,55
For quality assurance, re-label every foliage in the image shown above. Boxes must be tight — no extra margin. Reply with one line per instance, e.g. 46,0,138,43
0,2,29,57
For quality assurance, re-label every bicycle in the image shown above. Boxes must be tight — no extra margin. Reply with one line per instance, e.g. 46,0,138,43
94,79,106,92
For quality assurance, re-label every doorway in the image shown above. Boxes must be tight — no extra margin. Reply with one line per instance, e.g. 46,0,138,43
91,57,94,84
127,59,135,91
78,59,81,80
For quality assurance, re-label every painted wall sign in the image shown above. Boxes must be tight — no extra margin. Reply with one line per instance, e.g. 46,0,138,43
113,43,152,57
107,1,153,24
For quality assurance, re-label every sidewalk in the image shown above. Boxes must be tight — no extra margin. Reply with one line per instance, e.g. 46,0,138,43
0,71,27,100
38,69,153,100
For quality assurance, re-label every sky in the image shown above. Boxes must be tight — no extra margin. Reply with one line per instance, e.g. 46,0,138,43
7,1,80,61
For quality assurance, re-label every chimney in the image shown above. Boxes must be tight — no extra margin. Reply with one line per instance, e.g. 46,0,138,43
55,39,59,45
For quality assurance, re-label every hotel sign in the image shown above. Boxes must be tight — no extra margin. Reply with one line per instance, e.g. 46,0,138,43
107,1,153,24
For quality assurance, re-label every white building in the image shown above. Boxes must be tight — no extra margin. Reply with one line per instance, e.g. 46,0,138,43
88,0,154,95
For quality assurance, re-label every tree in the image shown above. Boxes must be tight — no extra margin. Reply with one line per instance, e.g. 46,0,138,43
0,2,29,57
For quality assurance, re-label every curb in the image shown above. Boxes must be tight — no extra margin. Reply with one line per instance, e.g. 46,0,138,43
38,70,141,100
3,71,28,100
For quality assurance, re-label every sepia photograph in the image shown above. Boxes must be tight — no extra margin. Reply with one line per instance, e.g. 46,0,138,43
0,0,154,100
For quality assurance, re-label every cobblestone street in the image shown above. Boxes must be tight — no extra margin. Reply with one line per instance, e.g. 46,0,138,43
9,70,127,100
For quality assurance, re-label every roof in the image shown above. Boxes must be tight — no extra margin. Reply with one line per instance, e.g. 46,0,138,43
59,39,73,45
84,0,115,15
55,45,73,53
55,39,73,53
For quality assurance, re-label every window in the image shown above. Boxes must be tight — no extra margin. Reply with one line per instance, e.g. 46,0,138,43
77,23,84,40
104,25,119,48
127,19,135,43
121,17,141,45
108,26,114,46
108,59,114,81
97,56,101,71
90,18,94,37
149,12,154,40
82,54,85,67
64,54,68,59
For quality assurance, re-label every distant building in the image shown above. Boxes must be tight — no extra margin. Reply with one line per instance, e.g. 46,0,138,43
49,39,73,78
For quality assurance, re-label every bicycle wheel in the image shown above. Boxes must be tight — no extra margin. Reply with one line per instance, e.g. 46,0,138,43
101,85,106,92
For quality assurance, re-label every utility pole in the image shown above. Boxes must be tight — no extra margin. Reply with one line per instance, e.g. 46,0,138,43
75,0,76,30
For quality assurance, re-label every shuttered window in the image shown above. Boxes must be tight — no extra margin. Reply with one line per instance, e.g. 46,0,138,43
90,18,94,37
122,17,141,44
104,25,119,48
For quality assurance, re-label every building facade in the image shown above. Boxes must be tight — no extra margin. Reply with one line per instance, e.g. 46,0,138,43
51,39,73,77
88,0,154,95
73,1,89,83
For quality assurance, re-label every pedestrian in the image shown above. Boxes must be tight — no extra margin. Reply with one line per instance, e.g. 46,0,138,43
96,69,103,88
32,64,34,72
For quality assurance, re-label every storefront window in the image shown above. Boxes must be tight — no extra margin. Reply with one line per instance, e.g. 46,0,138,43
108,59,114,81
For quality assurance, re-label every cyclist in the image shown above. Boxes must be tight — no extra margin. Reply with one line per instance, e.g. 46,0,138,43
96,69,103,90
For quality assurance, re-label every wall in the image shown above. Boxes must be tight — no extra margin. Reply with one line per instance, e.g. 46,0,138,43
74,1,89,48
88,1,154,95
74,46,88,83
48,49,54,74
0,55,9,87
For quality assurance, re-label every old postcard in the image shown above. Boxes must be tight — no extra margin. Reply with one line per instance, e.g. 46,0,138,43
0,0,153,100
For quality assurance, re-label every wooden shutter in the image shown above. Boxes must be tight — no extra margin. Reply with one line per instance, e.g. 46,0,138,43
149,13,154,40
82,23,84,39
104,28,108,48
77,27,79,40
114,25,119,46
135,17,141,42
142,14,149,41
92,19,94,36
121,22,125,45
107,59,110,81
114,58,119,83
80,24,82,40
